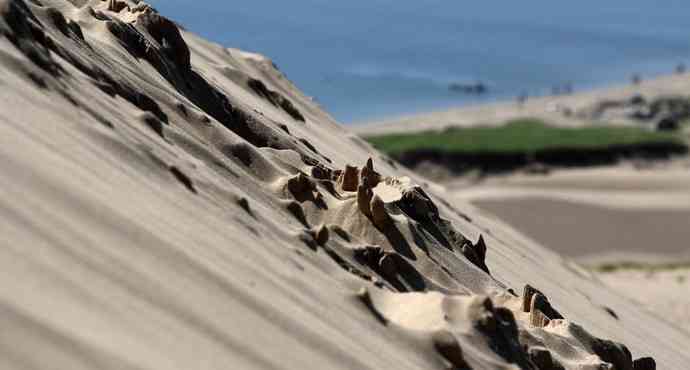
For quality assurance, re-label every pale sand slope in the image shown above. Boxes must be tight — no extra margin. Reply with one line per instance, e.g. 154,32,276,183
1,1,690,369
353,71,690,136
454,165,690,339
597,270,690,335
452,164,690,263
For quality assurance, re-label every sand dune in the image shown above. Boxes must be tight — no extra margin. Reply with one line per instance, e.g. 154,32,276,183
1,0,688,369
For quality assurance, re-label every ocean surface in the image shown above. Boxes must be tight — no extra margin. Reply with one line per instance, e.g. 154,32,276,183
150,0,690,124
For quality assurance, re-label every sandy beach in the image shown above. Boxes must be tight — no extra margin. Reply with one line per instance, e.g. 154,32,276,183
354,71,690,136
475,196,690,260
1,0,689,369
447,164,690,261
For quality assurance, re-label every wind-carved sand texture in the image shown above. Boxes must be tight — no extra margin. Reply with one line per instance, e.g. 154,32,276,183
450,165,690,264
0,1,688,369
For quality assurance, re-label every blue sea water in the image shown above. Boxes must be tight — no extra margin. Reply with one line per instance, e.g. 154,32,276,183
150,0,690,124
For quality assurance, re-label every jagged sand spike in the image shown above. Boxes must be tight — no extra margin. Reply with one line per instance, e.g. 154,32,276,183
530,293,551,327
108,0,126,12
528,347,560,370
365,157,374,172
287,172,316,197
361,157,381,188
633,357,656,370
474,235,487,262
315,225,329,246
311,164,331,180
370,195,390,229
378,254,398,277
340,165,359,192
357,185,373,218
522,284,543,312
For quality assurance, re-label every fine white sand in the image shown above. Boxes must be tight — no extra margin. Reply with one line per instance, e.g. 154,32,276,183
598,269,690,335
1,1,689,369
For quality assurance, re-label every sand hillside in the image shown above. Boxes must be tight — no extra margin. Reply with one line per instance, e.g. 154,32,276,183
447,163,690,340
597,269,690,336
1,0,689,369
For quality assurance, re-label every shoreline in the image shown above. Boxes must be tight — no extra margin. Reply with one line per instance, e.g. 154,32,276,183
353,70,690,136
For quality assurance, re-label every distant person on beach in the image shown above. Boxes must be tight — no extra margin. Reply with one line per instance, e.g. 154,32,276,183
552,83,573,96
563,83,573,95
517,92,528,107
631,74,642,85
676,63,686,74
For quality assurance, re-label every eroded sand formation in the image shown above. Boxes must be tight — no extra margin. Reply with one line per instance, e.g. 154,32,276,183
0,1,688,369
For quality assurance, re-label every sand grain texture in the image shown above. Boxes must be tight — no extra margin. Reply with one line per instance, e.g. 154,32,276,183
0,1,689,369
598,270,690,335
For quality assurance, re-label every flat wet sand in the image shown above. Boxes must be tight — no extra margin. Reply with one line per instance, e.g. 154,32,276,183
474,197,690,261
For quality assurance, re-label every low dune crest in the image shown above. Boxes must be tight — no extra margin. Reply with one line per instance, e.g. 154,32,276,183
0,1,687,369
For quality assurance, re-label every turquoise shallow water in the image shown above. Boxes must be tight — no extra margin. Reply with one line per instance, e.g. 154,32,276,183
150,0,690,123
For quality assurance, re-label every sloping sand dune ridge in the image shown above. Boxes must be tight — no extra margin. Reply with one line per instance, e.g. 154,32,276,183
0,1,688,369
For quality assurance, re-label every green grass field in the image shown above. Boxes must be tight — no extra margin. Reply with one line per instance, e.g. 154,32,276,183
591,261,690,273
365,119,683,156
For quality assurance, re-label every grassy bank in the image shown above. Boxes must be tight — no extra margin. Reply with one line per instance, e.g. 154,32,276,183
365,119,687,175
591,261,690,273
366,119,682,155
